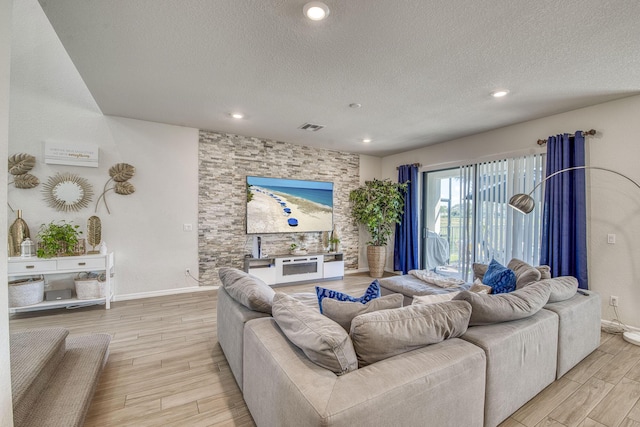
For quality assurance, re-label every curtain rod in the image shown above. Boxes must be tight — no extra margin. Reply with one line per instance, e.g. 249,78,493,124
536,129,597,146
396,163,421,170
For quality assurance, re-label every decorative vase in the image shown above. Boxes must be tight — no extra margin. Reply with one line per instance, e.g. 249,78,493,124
330,225,340,252
8,210,30,257
367,245,386,278
321,231,330,252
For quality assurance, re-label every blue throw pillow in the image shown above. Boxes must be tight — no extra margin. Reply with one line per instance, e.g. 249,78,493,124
483,259,516,294
315,280,381,314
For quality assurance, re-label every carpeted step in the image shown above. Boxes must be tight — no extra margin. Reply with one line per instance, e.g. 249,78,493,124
10,328,69,426
19,333,111,427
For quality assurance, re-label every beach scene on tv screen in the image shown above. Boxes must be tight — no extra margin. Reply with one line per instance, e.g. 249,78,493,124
247,176,333,233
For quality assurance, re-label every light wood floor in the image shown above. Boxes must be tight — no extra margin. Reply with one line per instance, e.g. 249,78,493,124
8,274,640,427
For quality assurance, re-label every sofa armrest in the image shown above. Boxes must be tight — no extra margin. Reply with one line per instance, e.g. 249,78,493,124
243,317,486,427
216,286,270,390
544,290,601,378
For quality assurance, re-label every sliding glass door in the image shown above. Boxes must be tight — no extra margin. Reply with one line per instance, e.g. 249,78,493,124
422,154,545,280
422,166,473,278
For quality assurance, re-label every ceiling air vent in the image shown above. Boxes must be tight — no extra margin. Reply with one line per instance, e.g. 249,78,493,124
298,122,325,132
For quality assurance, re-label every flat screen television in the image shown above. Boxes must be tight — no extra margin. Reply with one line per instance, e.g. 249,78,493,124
246,176,334,234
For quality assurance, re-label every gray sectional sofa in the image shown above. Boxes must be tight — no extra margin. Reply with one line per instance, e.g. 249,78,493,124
217,264,601,427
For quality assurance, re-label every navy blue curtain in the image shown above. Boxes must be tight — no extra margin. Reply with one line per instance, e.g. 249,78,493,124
540,131,588,289
394,164,419,274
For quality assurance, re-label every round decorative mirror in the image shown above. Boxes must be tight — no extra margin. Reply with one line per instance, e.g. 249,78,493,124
42,172,94,212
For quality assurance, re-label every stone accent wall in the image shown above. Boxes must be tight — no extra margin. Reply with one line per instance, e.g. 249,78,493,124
199,131,360,285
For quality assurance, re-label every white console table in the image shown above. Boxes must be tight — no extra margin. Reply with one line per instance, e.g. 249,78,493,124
244,252,344,286
8,253,114,313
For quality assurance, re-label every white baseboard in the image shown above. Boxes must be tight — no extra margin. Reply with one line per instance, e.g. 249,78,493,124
601,318,640,332
113,285,218,302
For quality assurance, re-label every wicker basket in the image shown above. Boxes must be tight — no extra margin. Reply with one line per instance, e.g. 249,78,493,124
74,272,106,300
9,277,45,307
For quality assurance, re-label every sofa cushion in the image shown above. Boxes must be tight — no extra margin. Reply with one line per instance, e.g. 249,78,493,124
532,276,578,303
483,259,516,294
315,280,380,314
537,265,552,279
453,282,551,326
218,267,275,314
472,263,489,280
469,280,492,294
322,293,404,332
411,292,461,305
350,301,472,367
272,293,358,375
507,258,542,289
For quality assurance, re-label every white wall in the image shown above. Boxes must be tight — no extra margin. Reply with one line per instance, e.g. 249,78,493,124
1,0,14,423
382,95,640,329
9,0,200,298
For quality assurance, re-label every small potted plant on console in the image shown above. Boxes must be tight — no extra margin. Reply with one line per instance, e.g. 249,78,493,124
36,220,84,258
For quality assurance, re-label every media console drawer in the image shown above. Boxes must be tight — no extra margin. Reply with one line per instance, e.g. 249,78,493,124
275,255,323,284
57,257,105,270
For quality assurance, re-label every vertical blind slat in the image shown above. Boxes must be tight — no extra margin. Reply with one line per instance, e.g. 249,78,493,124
455,153,544,275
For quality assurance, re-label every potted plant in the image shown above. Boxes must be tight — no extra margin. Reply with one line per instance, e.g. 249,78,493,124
349,178,408,277
36,220,83,258
328,236,340,253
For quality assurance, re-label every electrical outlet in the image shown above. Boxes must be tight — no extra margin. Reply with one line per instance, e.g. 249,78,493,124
610,295,619,307
185,268,190,277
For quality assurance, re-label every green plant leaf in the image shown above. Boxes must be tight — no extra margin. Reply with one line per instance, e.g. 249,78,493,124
349,179,408,246
36,220,82,258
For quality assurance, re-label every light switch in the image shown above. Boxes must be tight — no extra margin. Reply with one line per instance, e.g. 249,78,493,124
183,223,193,232
607,234,616,244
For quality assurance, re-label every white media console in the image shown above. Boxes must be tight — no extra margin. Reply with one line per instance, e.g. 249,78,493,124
243,252,344,286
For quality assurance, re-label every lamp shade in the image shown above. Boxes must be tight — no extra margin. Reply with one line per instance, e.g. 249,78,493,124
508,193,535,214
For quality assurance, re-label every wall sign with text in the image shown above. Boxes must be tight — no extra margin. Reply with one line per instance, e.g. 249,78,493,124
44,141,99,168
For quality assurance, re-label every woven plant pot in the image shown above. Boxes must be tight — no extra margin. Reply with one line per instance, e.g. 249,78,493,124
367,245,386,278
37,238,86,258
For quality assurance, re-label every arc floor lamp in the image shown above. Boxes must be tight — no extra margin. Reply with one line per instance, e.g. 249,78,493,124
508,165,640,346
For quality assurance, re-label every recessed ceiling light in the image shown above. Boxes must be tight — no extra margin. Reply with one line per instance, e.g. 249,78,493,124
491,90,510,98
362,138,372,143
230,113,244,119
303,2,330,21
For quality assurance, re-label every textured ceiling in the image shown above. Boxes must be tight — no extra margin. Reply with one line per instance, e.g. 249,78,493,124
36,0,640,156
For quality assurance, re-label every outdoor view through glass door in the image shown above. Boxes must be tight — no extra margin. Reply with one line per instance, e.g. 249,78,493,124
422,154,545,281
422,167,473,280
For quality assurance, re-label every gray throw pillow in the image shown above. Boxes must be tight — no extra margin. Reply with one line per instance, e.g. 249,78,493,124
272,293,358,375
218,267,275,314
350,301,472,367
507,258,542,289
537,265,552,280
453,282,551,326
322,293,404,332
533,276,578,303
472,263,488,280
